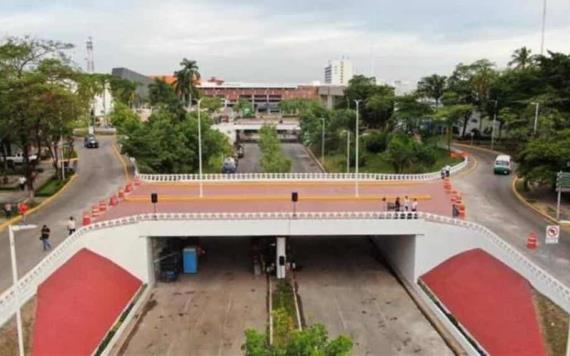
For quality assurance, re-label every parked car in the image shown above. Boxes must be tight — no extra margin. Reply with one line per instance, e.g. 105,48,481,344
84,135,99,149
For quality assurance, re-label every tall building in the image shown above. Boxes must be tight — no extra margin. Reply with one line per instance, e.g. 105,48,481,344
324,59,354,85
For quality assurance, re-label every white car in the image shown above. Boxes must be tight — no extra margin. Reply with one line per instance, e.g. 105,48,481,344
1,152,38,164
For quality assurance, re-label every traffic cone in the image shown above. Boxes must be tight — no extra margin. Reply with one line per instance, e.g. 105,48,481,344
109,195,119,206
125,183,133,193
91,205,100,217
134,177,141,186
99,200,107,212
527,233,538,250
82,212,91,226
118,188,125,199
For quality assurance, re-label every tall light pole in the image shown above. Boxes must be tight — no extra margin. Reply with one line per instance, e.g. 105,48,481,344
346,131,351,174
490,100,498,150
9,223,37,356
540,0,547,55
354,99,362,197
532,102,540,135
320,118,326,164
197,99,203,198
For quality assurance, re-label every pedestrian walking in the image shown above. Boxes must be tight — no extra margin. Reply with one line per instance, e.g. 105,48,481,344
445,165,451,178
403,196,410,211
3,202,12,219
18,202,29,223
18,176,26,191
440,168,445,180
394,197,401,212
67,216,76,235
40,225,52,251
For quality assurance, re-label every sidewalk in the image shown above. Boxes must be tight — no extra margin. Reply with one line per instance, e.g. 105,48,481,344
516,181,570,222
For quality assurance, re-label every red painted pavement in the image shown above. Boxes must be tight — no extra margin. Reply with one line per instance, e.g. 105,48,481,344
32,249,142,356
99,180,456,221
421,249,546,356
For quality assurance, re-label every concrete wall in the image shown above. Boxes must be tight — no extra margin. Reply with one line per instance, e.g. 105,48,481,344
82,223,152,284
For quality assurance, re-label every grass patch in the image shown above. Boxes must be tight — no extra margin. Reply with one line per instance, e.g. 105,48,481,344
534,291,569,356
272,279,298,347
321,148,462,174
36,173,74,197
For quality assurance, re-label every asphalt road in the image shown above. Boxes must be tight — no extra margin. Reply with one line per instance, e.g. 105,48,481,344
0,136,126,292
453,145,570,286
237,143,323,174
293,237,452,355
121,237,266,356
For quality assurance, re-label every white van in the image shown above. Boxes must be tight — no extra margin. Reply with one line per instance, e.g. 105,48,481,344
494,155,512,175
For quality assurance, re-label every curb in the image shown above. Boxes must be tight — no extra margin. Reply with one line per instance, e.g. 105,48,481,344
303,146,326,173
112,140,130,183
511,177,568,226
453,142,504,156
0,173,79,233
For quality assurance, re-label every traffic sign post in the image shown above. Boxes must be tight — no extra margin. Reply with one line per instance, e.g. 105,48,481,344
545,225,560,244
556,172,570,221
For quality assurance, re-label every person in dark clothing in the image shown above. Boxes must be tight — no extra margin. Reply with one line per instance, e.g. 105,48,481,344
40,225,52,251
394,197,401,212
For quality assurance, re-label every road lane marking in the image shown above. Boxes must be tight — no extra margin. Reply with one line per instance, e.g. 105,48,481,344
333,295,347,330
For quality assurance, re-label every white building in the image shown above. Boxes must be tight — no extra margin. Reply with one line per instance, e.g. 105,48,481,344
92,83,114,125
324,59,354,85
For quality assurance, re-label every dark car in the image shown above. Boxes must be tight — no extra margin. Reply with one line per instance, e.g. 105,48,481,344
84,135,99,148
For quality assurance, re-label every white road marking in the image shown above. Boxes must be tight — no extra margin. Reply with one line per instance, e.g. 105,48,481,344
333,295,347,330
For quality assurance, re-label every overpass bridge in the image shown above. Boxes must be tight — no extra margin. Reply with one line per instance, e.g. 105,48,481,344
2,156,570,355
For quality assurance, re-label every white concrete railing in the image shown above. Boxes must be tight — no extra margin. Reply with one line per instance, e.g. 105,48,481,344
135,156,468,182
3,207,568,328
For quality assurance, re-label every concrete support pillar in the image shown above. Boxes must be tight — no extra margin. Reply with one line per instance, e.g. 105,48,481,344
326,95,333,109
276,237,287,279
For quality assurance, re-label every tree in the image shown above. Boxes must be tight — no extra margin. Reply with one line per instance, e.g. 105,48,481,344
109,102,141,135
109,77,139,107
200,96,223,113
259,125,291,173
242,323,353,356
435,104,474,151
234,98,254,118
0,37,78,194
173,58,200,108
148,78,184,117
393,93,433,130
417,74,447,108
509,47,534,70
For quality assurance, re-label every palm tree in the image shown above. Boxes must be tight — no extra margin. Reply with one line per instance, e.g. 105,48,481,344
173,58,201,109
509,47,533,70
417,74,447,108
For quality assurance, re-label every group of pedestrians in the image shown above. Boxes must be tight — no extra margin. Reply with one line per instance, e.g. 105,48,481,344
39,216,76,251
392,195,418,212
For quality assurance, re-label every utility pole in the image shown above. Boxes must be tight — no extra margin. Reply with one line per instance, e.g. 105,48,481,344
346,131,350,174
490,100,498,150
354,99,362,197
532,102,540,135
197,99,203,198
320,118,325,164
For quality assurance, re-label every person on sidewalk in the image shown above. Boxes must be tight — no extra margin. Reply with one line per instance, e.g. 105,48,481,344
403,196,410,211
445,165,451,178
3,202,12,219
18,176,26,191
40,225,52,251
394,197,401,212
412,198,419,212
67,216,76,235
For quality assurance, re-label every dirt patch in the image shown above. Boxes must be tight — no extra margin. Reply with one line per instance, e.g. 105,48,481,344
533,290,569,356
0,298,36,356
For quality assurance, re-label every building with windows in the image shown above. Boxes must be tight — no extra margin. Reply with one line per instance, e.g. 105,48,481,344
324,59,354,85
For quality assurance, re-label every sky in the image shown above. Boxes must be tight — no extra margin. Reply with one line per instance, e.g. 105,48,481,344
0,0,569,87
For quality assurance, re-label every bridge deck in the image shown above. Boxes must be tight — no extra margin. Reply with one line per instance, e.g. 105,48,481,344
98,180,454,221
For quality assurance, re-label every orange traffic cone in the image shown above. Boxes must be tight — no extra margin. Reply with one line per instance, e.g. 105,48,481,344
82,212,91,226
527,233,538,250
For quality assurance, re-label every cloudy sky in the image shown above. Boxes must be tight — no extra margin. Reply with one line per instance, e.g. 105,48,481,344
1,0,569,86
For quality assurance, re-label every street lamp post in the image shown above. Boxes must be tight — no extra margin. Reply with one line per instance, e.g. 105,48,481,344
346,131,350,174
197,99,203,198
9,223,37,356
354,99,362,197
490,100,498,150
320,118,326,164
532,102,540,136
540,0,547,55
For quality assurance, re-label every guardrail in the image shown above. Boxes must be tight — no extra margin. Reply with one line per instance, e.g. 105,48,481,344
135,155,468,182
2,207,568,329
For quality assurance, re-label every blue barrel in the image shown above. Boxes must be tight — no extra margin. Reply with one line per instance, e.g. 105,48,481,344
183,247,198,274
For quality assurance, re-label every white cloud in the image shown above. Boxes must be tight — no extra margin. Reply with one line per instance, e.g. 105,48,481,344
0,0,568,85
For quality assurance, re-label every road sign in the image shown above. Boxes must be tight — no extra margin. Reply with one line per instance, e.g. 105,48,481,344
557,172,570,192
545,225,560,244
